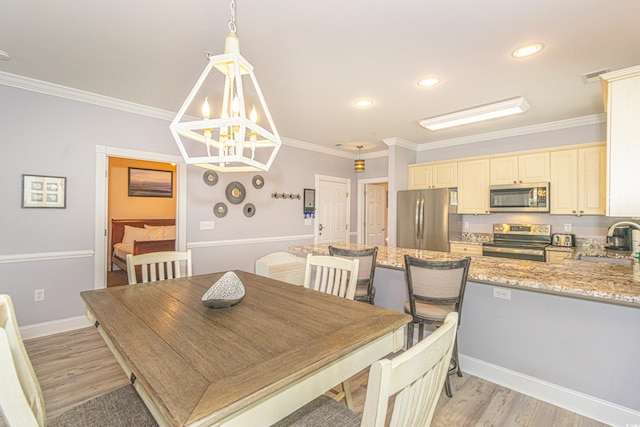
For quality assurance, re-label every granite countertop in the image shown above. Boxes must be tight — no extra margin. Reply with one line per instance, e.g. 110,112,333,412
289,243,640,308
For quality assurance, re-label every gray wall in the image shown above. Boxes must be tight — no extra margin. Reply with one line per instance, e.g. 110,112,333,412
0,84,384,326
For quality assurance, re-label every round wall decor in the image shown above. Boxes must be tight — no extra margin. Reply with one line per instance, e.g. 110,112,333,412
213,202,228,218
225,181,246,204
243,203,256,217
252,175,264,189
203,170,218,186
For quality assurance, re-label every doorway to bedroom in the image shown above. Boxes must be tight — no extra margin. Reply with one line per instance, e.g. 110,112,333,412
106,157,177,287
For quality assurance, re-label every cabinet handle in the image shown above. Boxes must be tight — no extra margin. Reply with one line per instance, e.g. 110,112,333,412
579,210,584,214
572,210,576,214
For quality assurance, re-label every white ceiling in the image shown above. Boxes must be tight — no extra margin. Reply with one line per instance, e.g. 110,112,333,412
2,0,640,155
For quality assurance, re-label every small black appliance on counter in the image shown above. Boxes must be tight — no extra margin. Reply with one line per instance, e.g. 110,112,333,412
606,226,632,251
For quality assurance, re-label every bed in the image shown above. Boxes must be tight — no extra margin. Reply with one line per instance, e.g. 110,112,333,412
110,219,176,272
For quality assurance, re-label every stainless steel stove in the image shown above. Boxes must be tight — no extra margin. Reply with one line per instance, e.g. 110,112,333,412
482,223,551,262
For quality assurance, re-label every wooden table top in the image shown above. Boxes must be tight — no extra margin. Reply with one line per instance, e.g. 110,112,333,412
81,271,411,426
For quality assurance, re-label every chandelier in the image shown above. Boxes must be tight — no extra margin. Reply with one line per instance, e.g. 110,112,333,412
170,0,281,172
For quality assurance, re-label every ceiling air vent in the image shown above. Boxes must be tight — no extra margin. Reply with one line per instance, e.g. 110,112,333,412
582,68,610,84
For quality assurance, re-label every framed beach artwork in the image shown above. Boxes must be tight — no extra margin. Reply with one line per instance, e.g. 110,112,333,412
22,174,67,208
128,167,173,198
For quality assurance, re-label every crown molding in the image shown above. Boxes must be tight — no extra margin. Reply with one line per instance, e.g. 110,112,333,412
0,71,176,121
383,137,418,151
416,114,606,151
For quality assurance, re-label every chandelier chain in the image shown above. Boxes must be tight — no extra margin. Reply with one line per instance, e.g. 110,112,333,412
228,0,237,34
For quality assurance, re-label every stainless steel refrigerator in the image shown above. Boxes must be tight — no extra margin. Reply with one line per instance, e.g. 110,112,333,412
397,188,462,252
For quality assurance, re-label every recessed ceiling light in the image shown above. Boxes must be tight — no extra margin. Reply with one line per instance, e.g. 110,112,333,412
512,43,544,58
354,99,374,108
417,77,441,87
0,50,10,61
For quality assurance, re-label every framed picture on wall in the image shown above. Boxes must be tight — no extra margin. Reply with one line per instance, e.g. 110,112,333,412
128,167,173,198
22,174,67,208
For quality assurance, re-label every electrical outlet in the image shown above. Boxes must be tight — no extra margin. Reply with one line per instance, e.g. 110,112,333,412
493,287,511,300
200,220,215,230
564,224,572,232
464,221,470,230
34,289,45,302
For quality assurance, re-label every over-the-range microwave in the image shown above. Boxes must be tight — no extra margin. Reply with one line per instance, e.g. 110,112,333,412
489,183,549,213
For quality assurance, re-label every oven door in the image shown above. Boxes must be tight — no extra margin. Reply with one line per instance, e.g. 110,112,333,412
482,245,546,262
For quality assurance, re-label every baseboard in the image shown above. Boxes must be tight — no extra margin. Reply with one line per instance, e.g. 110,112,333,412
459,354,640,427
20,316,92,340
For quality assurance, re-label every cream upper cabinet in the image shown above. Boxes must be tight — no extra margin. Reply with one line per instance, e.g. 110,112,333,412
550,145,606,215
408,162,457,190
601,66,640,217
490,152,550,185
457,159,490,214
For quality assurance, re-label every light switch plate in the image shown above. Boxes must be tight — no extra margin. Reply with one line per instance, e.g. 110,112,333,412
200,220,215,230
564,224,572,232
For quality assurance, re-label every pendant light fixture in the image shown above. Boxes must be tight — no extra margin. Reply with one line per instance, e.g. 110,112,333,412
354,145,365,173
170,0,281,172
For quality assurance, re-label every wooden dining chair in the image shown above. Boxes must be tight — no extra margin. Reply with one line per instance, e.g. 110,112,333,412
302,253,360,408
404,254,471,398
126,249,192,284
274,312,459,427
328,246,378,304
0,294,157,427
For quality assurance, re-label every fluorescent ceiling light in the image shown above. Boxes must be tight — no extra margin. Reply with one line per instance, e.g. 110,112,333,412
419,97,529,131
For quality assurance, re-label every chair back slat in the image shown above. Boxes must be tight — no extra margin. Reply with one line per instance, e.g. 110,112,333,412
302,254,359,300
361,312,459,427
127,250,192,285
0,294,45,427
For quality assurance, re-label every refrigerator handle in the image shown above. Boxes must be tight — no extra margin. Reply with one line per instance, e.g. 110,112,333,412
419,198,425,240
414,199,420,239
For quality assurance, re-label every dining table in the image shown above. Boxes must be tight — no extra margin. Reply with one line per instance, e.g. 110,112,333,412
80,270,411,427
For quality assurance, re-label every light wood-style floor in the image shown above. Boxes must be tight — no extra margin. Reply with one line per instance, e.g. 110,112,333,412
2,327,608,427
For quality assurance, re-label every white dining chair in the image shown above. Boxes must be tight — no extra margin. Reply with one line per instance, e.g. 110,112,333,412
126,249,192,284
273,311,459,427
0,294,157,427
302,253,360,409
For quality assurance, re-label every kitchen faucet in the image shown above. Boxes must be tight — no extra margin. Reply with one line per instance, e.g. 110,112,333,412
606,221,640,236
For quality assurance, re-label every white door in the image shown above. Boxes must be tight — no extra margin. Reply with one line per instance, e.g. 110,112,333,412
365,183,387,245
315,175,350,244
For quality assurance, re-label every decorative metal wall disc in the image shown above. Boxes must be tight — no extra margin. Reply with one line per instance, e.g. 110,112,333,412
252,175,264,189
213,202,228,218
203,170,218,186
225,181,246,204
243,203,256,217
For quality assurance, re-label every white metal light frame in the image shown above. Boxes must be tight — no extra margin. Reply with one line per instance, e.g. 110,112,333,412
419,97,530,131
169,1,281,172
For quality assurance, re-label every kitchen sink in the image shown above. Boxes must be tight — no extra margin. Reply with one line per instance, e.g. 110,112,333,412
576,255,633,265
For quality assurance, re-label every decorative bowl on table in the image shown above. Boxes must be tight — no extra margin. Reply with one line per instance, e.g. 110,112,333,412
201,271,246,309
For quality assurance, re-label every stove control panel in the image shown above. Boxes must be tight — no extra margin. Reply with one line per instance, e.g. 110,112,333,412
492,223,551,236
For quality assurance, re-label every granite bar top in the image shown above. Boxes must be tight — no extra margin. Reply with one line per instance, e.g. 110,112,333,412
289,243,640,308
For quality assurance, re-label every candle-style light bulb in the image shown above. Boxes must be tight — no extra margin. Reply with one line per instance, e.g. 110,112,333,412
250,105,258,123
202,97,211,120
231,96,240,115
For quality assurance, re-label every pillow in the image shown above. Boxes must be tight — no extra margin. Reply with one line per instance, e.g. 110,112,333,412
144,224,176,240
122,225,153,244
163,225,176,240
144,225,165,240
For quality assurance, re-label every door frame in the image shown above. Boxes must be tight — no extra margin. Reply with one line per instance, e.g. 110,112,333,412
314,174,351,244
357,177,389,244
94,145,186,290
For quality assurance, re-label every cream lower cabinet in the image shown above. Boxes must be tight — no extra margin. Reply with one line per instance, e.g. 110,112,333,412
450,242,483,256
457,159,490,214
545,248,573,264
408,162,457,189
490,152,550,185
550,145,606,216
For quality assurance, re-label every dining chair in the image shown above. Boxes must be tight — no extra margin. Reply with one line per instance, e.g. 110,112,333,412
403,254,471,398
0,294,157,427
126,249,192,284
302,253,360,408
274,311,459,427
328,246,378,305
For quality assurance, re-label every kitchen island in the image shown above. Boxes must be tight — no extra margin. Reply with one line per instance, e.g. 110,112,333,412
290,243,640,425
